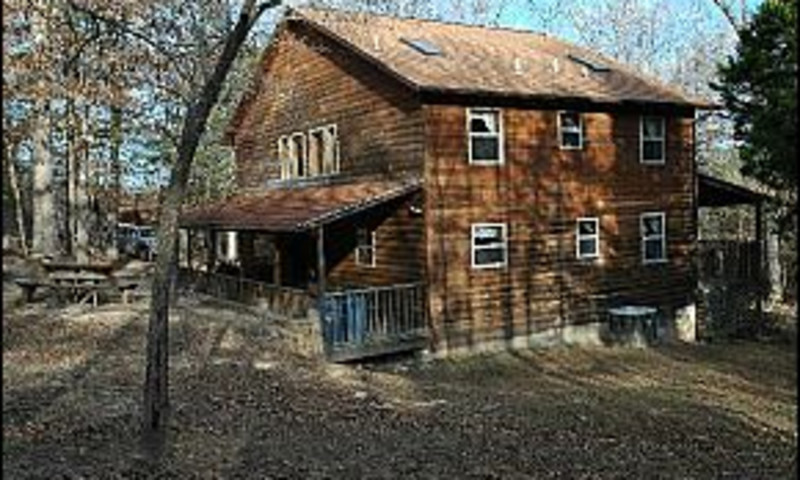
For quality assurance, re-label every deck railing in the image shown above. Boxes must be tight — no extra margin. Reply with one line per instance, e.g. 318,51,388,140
178,268,312,319
322,282,428,359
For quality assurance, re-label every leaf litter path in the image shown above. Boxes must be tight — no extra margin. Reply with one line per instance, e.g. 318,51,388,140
2,294,796,478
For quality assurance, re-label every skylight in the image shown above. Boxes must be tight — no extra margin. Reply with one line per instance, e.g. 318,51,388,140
567,53,610,72
400,37,443,56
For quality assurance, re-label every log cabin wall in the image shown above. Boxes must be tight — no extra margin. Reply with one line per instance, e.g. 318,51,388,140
325,193,425,289
423,104,696,352
232,22,425,188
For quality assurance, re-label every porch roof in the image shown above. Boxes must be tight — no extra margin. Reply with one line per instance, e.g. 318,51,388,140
698,173,768,207
180,178,421,232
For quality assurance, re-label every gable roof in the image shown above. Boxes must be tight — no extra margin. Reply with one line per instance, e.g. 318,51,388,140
289,7,714,109
226,7,714,143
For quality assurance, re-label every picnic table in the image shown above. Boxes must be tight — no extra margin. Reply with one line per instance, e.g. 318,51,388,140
42,260,115,276
49,270,112,307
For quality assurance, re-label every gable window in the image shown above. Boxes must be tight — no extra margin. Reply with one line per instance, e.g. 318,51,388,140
471,223,507,269
576,217,599,259
308,124,339,176
290,132,307,177
641,212,666,263
559,111,583,149
355,227,376,267
641,116,665,164
278,136,291,180
467,108,503,164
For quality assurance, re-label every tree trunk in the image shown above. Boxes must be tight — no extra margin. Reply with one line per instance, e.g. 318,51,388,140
6,139,29,256
31,96,56,259
106,105,123,260
142,0,281,450
73,102,90,263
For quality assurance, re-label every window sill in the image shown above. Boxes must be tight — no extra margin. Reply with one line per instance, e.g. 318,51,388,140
471,263,508,270
468,159,504,166
642,258,668,265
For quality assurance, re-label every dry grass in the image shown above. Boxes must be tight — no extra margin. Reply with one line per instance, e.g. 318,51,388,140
3,292,796,478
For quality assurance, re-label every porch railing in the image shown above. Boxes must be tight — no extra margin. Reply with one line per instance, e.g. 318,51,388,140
178,268,312,319
322,282,428,358
698,240,761,283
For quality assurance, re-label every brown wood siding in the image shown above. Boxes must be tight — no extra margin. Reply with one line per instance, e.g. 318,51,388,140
326,193,425,288
424,105,696,351
232,23,424,188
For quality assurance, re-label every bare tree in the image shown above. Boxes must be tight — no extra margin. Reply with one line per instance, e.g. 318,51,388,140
140,0,281,447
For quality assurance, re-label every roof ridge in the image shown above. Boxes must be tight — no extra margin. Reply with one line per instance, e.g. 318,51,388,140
291,5,550,37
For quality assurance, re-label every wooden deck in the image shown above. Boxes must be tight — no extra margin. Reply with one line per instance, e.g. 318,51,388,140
322,282,428,361
178,269,429,361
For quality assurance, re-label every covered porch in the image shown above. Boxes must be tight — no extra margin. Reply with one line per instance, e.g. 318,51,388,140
696,173,772,337
178,178,428,361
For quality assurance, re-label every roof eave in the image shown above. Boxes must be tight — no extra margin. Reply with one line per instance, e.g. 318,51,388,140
418,86,707,111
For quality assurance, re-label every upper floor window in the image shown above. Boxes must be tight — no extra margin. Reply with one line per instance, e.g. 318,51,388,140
356,227,376,267
471,223,507,269
576,217,599,259
559,111,583,149
308,124,340,176
278,136,291,180
290,132,307,177
641,212,667,263
279,125,340,180
640,116,665,164
467,108,503,165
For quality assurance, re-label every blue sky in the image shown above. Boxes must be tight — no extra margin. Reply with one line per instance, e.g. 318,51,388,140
495,0,765,33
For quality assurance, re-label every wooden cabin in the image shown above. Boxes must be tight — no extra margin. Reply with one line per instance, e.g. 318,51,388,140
179,7,725,360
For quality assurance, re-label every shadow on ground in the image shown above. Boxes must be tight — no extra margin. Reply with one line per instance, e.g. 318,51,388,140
3,296,796,478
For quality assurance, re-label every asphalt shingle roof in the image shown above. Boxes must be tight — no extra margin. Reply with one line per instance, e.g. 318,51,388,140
291,7,712,108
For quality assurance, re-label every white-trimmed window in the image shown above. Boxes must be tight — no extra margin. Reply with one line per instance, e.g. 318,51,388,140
467,108,503,164
355,227,376,267
576,217,599,259
641,212,667,263
289,132,307,177
471,223,507,269
640,116,665,164
308,124,339,176
559,111,583,149
278,135,291,180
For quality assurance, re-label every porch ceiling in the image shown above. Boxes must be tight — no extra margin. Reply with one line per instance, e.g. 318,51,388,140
698,173,767,207
180,177,421,232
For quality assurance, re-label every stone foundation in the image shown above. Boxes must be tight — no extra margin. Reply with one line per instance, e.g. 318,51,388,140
426,303,698,359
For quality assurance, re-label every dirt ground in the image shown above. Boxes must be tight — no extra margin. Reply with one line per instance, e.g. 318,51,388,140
2,262,797,478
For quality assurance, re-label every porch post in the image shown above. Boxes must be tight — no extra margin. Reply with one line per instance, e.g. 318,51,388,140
206,229,217,273
186,229,193,271
317,225,326,298
316,225,328,357
273,237,282,286
755,201,765,333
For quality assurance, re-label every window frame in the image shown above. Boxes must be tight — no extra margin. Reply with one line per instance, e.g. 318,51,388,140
308,123,340,176
640,116,666,165
466,108,504,166
558,111,584,150
355,227,376,268
640,211,667,264
575,217,600,260
289,132,307,178
471,223,508,269
278,135,291,180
